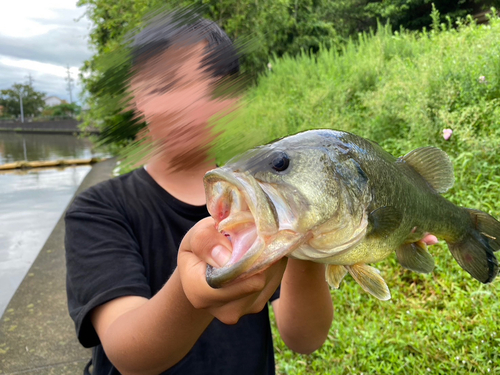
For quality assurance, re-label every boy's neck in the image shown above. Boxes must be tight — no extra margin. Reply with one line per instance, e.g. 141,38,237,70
145,155,216,206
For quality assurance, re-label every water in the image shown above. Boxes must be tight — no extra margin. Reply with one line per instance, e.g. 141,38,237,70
0,132,102,164
0,132,107,317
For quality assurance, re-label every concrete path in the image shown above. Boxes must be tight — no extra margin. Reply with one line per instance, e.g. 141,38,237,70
0,158,116,375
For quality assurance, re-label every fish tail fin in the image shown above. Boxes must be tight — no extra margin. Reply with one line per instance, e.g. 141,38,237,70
446,209,500,283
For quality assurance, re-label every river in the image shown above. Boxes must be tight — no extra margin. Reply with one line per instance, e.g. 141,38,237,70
0,132,109,317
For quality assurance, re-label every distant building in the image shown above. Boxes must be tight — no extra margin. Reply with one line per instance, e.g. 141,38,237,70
0,105,4,116
44,96,67,107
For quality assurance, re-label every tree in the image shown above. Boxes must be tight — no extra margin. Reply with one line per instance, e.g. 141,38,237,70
364,0,500,31
77,0,500,150
77,0,345,146
43,102,82,118
0,83,46,117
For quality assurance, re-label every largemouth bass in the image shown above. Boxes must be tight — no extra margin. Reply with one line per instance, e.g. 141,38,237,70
203,129,500,300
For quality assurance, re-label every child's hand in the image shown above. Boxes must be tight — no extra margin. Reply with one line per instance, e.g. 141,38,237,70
178,217,286,325
422,234,438,245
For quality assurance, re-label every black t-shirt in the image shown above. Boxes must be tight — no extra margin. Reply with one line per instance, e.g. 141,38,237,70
65,167,278,375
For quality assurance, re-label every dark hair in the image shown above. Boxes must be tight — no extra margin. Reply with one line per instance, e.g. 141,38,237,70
129,7,240,78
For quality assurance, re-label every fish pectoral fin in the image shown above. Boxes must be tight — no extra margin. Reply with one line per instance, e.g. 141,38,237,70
367,206,403,239
346,264,391,300
396,241,435,274
326,265,348,289
398,146,454,193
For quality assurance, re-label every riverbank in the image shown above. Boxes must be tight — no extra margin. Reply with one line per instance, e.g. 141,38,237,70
0,158,116,375
0,120,99,134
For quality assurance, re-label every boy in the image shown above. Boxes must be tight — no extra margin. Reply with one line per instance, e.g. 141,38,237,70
65,10,334,375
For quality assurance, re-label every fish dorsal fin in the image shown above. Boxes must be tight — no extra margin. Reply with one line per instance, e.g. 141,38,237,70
399,147,455,193
396,241,435,274
346,264,391,300
326,265,348,289
367,206,402,239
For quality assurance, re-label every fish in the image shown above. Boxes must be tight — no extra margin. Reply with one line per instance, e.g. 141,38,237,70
203,129,500,300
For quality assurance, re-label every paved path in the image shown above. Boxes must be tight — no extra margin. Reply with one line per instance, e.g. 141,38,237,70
0,158,116,374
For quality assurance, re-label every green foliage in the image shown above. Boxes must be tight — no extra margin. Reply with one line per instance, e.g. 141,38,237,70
214,11,500,162
78,0,500,150
365,0,500,31
77,0,345,148
0,83,46,117
271,262,500,374
76,0,154,146
208,12,500,375
43,102,82,117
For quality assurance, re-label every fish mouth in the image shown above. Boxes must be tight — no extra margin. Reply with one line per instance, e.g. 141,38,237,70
204,168,305,288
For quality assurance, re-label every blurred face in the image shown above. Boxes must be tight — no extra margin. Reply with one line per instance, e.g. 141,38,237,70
131,42,238,165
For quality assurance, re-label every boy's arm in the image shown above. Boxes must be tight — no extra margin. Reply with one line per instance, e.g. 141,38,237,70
91,217,286,375
91,271,212,375
272,260,333,354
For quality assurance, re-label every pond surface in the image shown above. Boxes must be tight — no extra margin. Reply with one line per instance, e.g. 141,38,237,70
0,132,108,317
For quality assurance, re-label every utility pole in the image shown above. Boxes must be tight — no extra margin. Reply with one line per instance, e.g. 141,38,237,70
26,73,34,88
19,88,24,123
65,65,74,104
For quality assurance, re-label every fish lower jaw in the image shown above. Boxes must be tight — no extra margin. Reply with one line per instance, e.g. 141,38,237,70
206,235,266,288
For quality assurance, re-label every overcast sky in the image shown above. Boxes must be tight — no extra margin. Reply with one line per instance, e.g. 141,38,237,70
0,0,92,104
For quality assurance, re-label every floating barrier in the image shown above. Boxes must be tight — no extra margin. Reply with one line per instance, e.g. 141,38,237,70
0,157,104,170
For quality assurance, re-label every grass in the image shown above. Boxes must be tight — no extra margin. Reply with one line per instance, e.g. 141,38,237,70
271,251,500,374
208,11,500,375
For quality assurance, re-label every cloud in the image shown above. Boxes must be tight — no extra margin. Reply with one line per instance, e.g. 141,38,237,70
0,26,91,67
0,3,91,103
0,61,83,102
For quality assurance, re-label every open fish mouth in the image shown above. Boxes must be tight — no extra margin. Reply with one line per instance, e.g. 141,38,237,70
204,168,304,288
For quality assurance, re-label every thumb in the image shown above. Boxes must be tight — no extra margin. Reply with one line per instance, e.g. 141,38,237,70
182,217,233,268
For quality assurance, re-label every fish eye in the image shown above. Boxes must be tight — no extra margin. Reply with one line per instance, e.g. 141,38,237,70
270,152,290,172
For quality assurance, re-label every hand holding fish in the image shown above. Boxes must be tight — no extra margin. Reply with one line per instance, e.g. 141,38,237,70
179,217,334,352
178,217,286,325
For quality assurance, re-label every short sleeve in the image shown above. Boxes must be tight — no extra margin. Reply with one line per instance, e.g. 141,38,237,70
65,185,151,348
269,284,280,302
